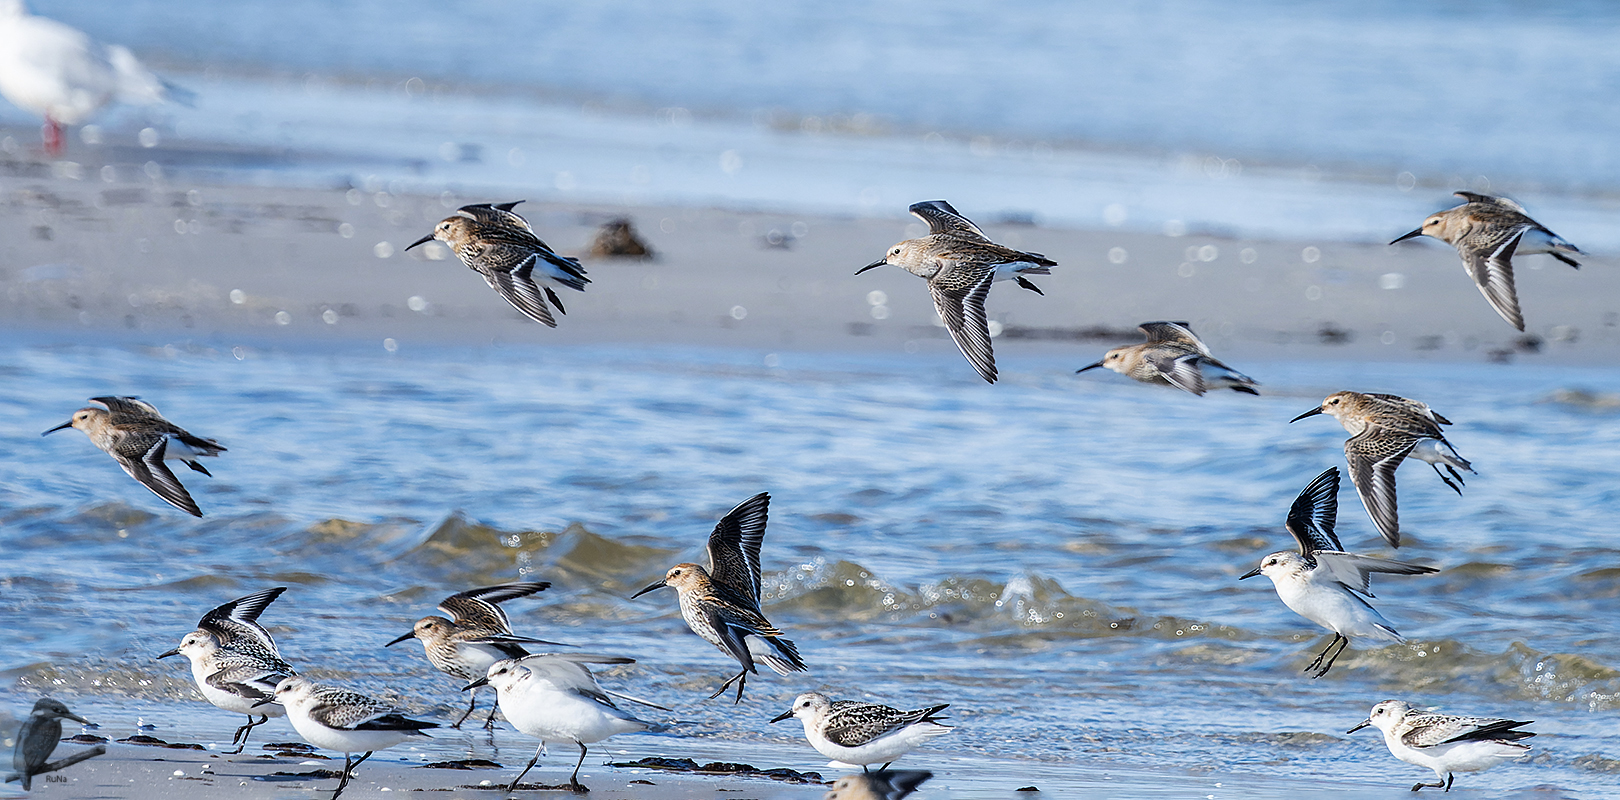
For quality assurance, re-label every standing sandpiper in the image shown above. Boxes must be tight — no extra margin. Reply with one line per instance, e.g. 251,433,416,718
256,676,437,800
1348,700,1533,792
1240,468,1438,678
384,582,564,729
1291,391,1474,548
631,492,808,703
857,201,1055,384
1391,191,1584,331
406,201,590,328
43,396,225,517
1075,321,1258,395
157,587,296,753
770,692,952,771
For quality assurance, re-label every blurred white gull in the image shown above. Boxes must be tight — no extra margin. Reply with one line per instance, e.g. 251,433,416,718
0,0,190,155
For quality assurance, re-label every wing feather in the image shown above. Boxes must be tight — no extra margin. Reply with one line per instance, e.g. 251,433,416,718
929,268,998,384
706,493,770,603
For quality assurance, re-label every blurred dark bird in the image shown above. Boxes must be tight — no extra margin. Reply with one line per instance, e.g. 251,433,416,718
588,217,654,259
7,699,104,790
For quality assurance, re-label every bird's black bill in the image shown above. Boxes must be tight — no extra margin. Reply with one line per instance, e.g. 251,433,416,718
1388,229,1424,245
250,697,275,709
1074,360,1106,374
768,708,794,724
461,677,490,691
42,421,73,436
384,631,415,647
405,233,436,251
629,580,667,600
1289,407,1324,423
1346,719,1371,734
1238,566,1262,580
155,648,181,660
854,259,887,275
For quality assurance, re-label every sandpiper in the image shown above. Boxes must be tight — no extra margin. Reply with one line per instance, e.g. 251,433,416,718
466,654,660,793
857,200,1055,384
631,492,808,703
406,201,590,328
7,699,102,790
824,770,934,800
157,587,296,753
1348,700,1533,792
42,396,225,517
384,582,565,729
1239,468,1438,678
255,676,436,800
771,692,952,770
1291,391,1474,548
1075,321,1258,395
1391,191,1584,331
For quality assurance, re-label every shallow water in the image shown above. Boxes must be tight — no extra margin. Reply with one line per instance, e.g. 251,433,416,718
1,340,1617,795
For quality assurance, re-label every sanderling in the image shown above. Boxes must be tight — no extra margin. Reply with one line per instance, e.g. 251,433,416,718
256,676,436,799
770,692,952,771
7,699,103,790
857,200,1055,384
157,587,296,753
1075,321,1258,395
43,396,225,517
631,492,808,703
1239,468,1438,678
824,770,934,800
466,654,660,793
1291,391,1474,548
406,201,590,328
0,0,189,156
1349,700,1533,792
1391,191,1584,331
384,581,566,729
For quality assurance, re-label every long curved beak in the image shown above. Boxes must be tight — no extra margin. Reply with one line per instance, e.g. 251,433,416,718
854,258,887,275
1346,719,1371,734
630,580,667,600
1389,228,1424,245
384,631,415,647
1074,360,1106,374
1238,566,1262,580
42,421,74,436
1289,407,1324,423
155,648,181,660
462,677,490,691
405,233,436,251
768,708,794,724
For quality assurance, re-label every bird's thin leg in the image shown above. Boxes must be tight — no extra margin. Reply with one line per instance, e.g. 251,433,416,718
708,670,749,703
451,687,478,729
1444,464,1467,487
568,742,589,794
1015,276,1045,296
1444,774,1454,792
483,699,499,730
862,764,870,774
545,287,568,315
508,743,543,793
228,714,267,754
1430,464,1463,495
331,752,362,800
42,115,63,158
1304,634,1342,674
881,761,894,770
1409,778,1444,792
1313,636,1351,679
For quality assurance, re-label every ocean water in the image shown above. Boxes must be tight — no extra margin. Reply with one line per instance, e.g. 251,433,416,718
4,1,1619,246
2,340,1618,795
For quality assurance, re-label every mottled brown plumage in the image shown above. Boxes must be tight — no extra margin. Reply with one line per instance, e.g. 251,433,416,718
1076,322,1258,396
406,201,590,327
42,396,225,516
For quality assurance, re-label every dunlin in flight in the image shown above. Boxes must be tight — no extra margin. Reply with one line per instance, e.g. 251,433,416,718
43,396,225,517
1292,391,1474,548
1392,191,1583,331
1076,321,1258,395
857,201,1055,383
1348,700,1533,792
631,492,807,702
1240,468,1438,678
406,201,590,327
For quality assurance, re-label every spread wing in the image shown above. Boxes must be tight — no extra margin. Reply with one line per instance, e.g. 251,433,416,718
480,250,558,327
1137,322,1209,354
1460,228,1525,331
908,200,988,240
438,582,551,633
1344,427,1417,548
117,436,202,517
1286,467,1342,555
928,266,998,384
90,396,163,417
823,702,949,747
1454,191,1526,214
458,201,534,234
199,587,286,654
1312,552,1437,598
1402,714,1534,748
707,493,770,602
1144,352,1206,396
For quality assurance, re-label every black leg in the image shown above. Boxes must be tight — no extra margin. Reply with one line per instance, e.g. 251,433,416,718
881,761,893,770
568,742,590,793
332,751,370,800
862,765,870,774
1015,276,1045,295
484,695,500,730
452,687,478,729
508,743,543,793
1444,774,1454,792
1410,778,1444,791
1431,464,1463,495
1303,634,1343,674
708,670,749,703
545,287,568,315
228,714,268,754
1312,636,1351,679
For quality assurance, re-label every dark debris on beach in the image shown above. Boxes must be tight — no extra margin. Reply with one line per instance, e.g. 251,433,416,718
609,757,827,785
